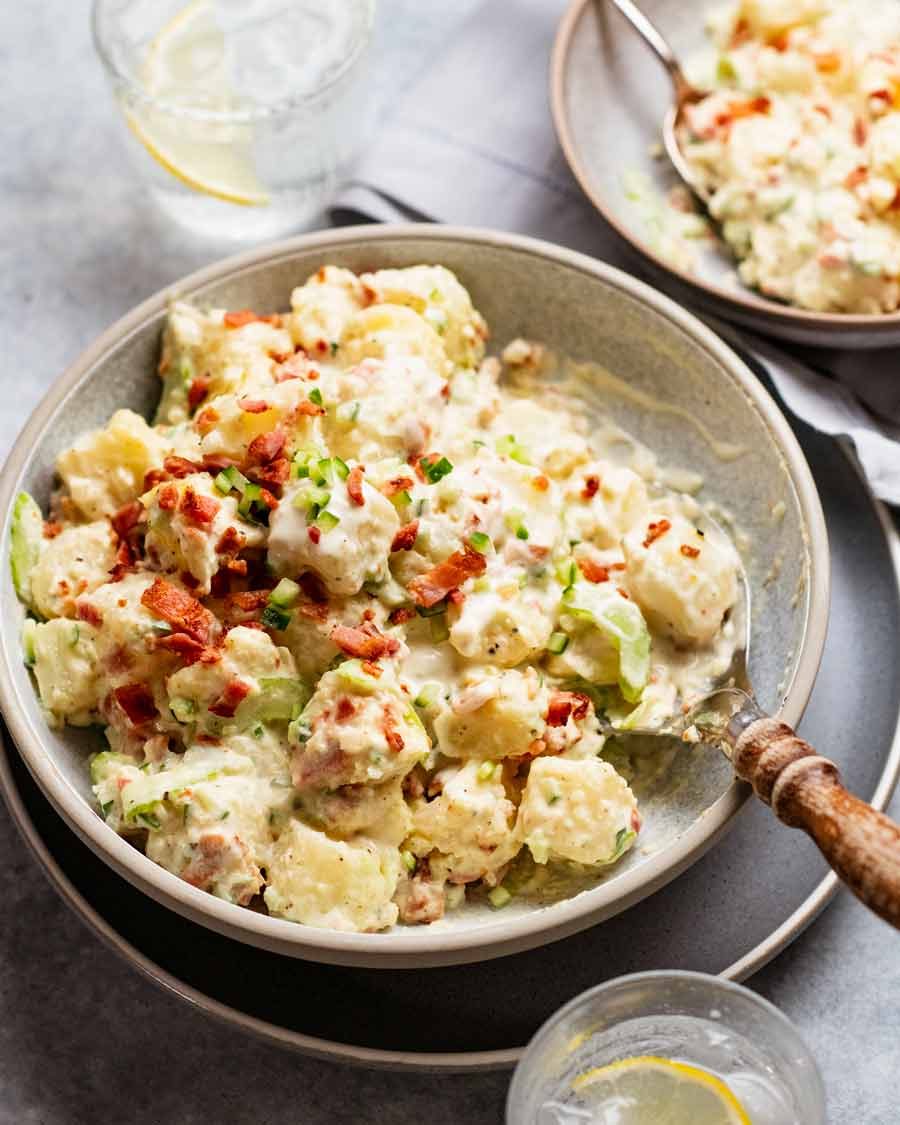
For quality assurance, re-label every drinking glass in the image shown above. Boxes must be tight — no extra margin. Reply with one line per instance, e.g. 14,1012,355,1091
93,0,376,241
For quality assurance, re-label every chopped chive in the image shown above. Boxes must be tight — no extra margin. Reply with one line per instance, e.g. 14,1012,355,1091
330,341,339,356
547,631,569,655
422,455,454,484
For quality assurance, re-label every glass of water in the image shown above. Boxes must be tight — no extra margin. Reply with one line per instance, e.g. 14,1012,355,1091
506,971,826,1124
92,0,375,241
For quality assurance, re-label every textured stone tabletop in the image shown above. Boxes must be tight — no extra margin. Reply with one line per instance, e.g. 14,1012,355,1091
2,3,899,1123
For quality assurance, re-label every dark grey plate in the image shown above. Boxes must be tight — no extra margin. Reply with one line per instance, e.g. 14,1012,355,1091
2,380,897,1071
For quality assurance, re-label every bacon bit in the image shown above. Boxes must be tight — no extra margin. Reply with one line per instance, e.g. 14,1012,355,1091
295,398,326,418
246,427,286,466
223,309,270,329
716,96,770,129
577,557,610,584
141,577,217,644
527,544,550,561
526,738,547,758
680,544,701,559
546,690,591,727
180,571,201,590
361,282,378,305
388,606,417,625
239,398,270,414
361,660,383,678
226,590,270,616
180,488,220,529
813,50,841,73
111,501,143,540
210,570,231,598
581,475,600,500
844,165,868,189
346,465,366,506
812,103,832,121
407,544,488,608
58,580,70,595
308,525,321,544
298,601,329,622
195,407,220,433
446,588,465,608
298,572,328,604
223,558,248,576
313,338,330,356
201,454,237,475
187,376,211,412
336,697,357,722
162,455,201,479
391,520,419,552
381,475,415,498
157,483,179,511
109,540,135,582
617,587,630,600
532,474,550,492
383,709,405,753
209,679,252,718
76,602,103,627
768,29,790,51
410,456,427,483
151,632,218,665
853,116,869,146
247,457,290,490
610,561,626,571
113,683,157,726
43,520,63,539
730,17,750,46
630,807,642,834
642,519,671,548
890,186,900,212
330,623,400,660
216,526,245,556
256,487,279,511
274,352,307,382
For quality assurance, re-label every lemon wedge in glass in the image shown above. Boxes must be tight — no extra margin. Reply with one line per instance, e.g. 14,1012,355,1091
124,0,269,207
570,1055,751,1124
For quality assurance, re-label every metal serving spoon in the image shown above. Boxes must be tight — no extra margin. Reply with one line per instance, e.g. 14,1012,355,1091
598,538,900,930
605,0,711,202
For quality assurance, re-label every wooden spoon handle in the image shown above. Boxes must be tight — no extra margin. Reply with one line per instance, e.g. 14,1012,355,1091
733,717,900,928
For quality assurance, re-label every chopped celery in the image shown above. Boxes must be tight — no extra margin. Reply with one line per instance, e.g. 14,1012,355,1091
504,510,529,540
488,886,512,908
421,455,454,484
213,471,232,494
547,631,569,655
255,677,310,721
555,559,578,586
494,434,530,464
332,457,350,480
315,509,340,532
561,588,650,703
222,465,251,493
10,492,43,603
293,485,331,512
390,489,412,510
261,604,291,632
468,531,493,554
401,849,416,872
472,577,490,593
269,578,300,608
477,760,497,782
21,618,37,666
335,658,381,694
89,751,133,786
413,682,441,709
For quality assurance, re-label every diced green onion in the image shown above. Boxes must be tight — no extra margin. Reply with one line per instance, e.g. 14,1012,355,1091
505,510,529,540
269,578,300,608
308,387,324,406
422,455,454,484
488,886,512,908
330,341,339,356
315,509,340,532
495,434,530,464
237,483,263,518
401,849,416,872
555,559,578,586
332,457,350,480
390,489,412,510
547,631,569,655
414,682,441,709
429,614,450,643
468,531,493,554
416,498,428,517
214,471,232,494
222,465,251,493
293,486,331,512
477,760,497,782
516,525,529,540
261,604,292,632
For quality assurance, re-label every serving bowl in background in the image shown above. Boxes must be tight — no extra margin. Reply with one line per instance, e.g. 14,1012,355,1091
551,0,900,349
0,225,828,967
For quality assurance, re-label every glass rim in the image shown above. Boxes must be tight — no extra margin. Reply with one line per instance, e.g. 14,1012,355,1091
91,0,376,124
507,970,825,1118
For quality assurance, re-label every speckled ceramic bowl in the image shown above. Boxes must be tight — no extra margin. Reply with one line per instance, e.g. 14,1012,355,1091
552,0,900,348
0,225,828,968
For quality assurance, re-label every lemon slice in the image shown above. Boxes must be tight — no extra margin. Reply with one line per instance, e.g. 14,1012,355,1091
125,0,269,207
571,1055,751,1125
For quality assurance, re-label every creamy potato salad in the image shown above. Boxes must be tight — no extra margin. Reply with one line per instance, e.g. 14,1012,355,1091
11,264,740,933
681,0,900,312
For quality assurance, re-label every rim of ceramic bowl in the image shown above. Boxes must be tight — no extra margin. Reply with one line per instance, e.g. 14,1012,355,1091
550,0,900,342
0,224,830,964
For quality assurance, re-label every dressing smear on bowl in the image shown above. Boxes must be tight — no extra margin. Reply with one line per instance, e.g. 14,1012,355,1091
10,264,743,934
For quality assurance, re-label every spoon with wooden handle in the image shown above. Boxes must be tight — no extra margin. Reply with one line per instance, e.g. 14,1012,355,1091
602,0,711,202
600,531,900,930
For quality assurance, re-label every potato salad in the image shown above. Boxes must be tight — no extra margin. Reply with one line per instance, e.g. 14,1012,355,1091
11,264,740,933
681,0,900,312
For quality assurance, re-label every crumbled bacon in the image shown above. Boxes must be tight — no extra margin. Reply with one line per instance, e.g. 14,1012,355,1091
630,807,642,834
239,398,270,414
298,600,329,622
388,606,416,625
109,540,135,582
577,557,610,584
201,454,237,475
582,474,600,500
642,519,671,548
76,602,103,627
195,407,220,432
180,488,220,529
383,708,405,753
361,660,383,678
331,623,400,660
813,50,841,73
295,399,326,417
407,544,487,608
256,488,279,511
391,520,419,552
208,679,252,718
223,309,280,329
680,544,701,559
715,96,770,129
546,691,591,727
187,376,211,412
346,465,366,506
248,457,290,490
140,578,218,643
163,455,202,478
43,520,63,539
853,116,869,146
446,588,465,607
151,632,219,666
336,696,357,722
532,475,550,492
246,427,286,466
308,525,321,544
380,476,414,498
157,483,179,511
273,353,308,382
225,590,270,617
844,166,868,189
111,501,143,540
216,526,245,556
113,683,157,726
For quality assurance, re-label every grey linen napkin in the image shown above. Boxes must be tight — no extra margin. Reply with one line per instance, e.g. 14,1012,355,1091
334,0,900,504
